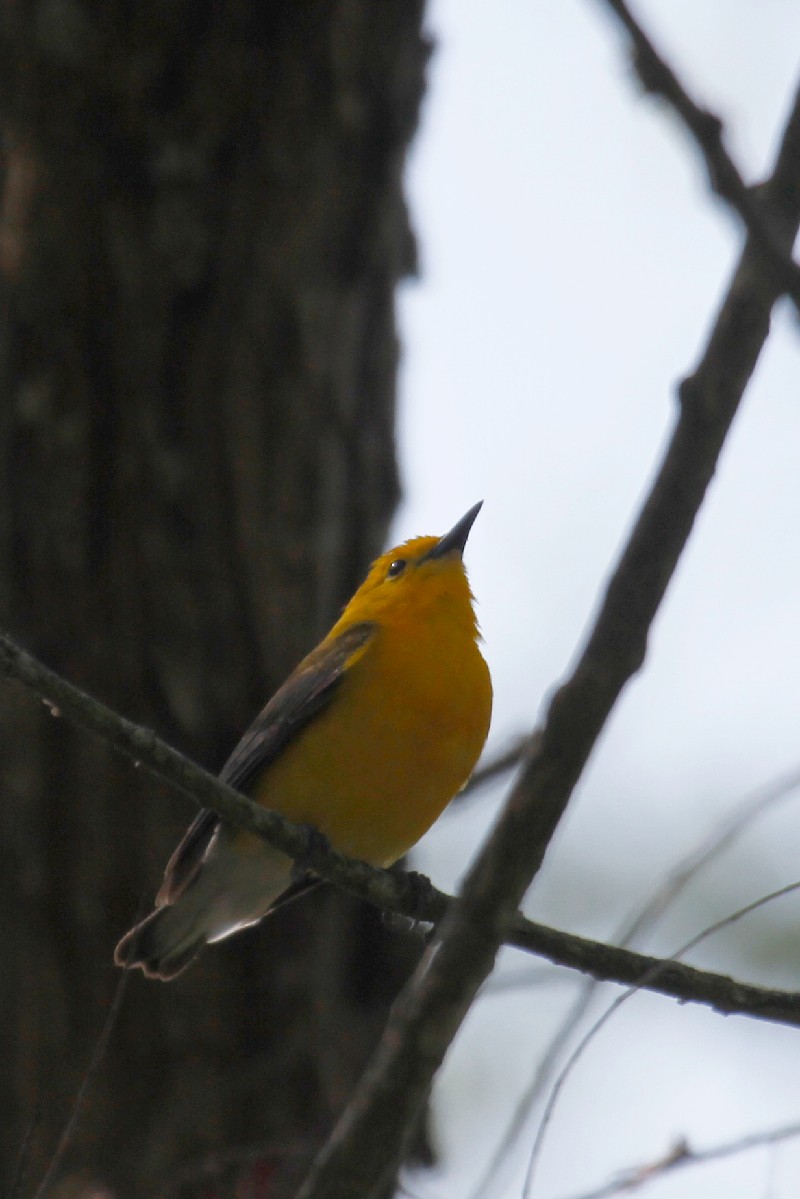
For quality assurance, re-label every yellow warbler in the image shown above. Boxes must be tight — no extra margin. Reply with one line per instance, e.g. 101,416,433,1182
115,503,492,979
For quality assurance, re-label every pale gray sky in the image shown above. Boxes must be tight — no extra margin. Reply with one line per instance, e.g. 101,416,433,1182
393,2,800,1196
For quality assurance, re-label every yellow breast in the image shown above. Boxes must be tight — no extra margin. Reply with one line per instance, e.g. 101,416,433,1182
251,614,492,865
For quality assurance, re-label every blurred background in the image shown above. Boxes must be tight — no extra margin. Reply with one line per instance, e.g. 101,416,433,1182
398,2,800,1197
2,1,800,1197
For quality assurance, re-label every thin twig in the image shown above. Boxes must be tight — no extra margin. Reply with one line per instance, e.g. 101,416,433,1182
524,880,800,1198
468,979,597,1199
616,765,800,948
457,734,533,803
292,79,800,1199
559,1118,800,1199
5,1102,41,1199
460,733,534,800
31,965,132,1199
470,764,800,1199
595,0,800,310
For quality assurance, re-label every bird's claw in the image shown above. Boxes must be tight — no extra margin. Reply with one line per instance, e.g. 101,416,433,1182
381,866,436,936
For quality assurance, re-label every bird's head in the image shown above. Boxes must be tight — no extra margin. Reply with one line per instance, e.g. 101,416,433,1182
337,502,484,635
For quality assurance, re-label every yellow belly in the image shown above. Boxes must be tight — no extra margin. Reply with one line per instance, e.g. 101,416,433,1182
248,622,492,865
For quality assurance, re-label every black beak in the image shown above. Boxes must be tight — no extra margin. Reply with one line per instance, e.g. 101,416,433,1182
424,502,483,561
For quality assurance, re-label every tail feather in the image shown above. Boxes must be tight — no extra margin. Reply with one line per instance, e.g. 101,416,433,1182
114,907,205,981
115,841,296,979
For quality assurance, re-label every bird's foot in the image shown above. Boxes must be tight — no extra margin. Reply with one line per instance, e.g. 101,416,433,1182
381,866,436,937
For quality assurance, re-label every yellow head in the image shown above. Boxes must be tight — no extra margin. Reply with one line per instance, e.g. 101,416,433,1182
334,502,484,637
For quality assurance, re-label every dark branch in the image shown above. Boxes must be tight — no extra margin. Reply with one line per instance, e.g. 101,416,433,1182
522,881,800,1195
469,763,800,1198
31,965,132,1199
597,0,800,310
0,627,427,919
293,80,800,1199
508,918,800,1027
4,627,800,1035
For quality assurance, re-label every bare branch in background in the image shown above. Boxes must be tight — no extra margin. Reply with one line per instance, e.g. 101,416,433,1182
595,0,800,311
6,1104,42,1199
524,881,800,1197
470,764,800,1198
31,969,132,1199
559,1119,800,1199
457,734,533,802
467,8,800,1181
614,765,800,947
292,59,800,1199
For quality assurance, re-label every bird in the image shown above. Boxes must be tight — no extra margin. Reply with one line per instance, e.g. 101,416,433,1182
114,502,492,979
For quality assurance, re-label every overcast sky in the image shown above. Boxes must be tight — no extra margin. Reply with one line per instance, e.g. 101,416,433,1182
392,3,800,1197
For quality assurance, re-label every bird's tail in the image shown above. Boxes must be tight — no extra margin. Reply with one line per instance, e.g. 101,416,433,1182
114,906,205,981
115,841,296,979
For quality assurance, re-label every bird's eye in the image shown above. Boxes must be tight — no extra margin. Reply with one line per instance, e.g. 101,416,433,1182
387,558,407,579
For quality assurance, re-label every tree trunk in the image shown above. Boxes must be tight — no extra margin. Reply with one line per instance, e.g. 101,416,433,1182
0,3,427,1195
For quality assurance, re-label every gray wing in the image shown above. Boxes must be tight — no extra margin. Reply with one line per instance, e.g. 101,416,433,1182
157,622,376,904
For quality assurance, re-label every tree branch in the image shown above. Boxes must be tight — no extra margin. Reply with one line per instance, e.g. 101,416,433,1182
523,881,800,1197
292,78,800,1199
596,0,800,310
0,627,426,919
560,1119,800,1199
457,733,532,800
470,763,800,1199
508,918,800,1027
4,627,800,1036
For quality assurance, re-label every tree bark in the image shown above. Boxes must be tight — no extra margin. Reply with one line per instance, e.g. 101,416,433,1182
0,3,427,1195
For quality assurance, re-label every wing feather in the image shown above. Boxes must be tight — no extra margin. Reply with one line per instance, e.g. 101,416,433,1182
157,621,375,904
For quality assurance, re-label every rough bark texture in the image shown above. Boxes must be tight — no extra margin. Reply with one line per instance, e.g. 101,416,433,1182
0,3,427,1195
